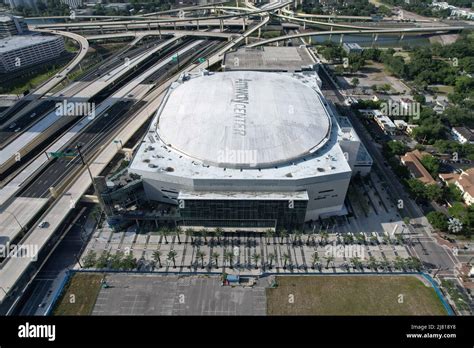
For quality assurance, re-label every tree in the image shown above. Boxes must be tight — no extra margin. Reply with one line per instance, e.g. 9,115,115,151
279,229,288,245
167,250,177,268
109,251,124,270
82,250,97,268
406,178,428,201
185,228,194,244
420,155,440,178
282,253,290,269
95,251,110,269
385,140,408,157
325,255,334,269
311,252,320,269
196,250,206,269
175,226,182,244
251,252,260,269
265,229,275,244
425,184,443,202
122,252,137,270
351,77,360,88
214,227,223,245
379,259,390,271
320,231,329,245
426,211,448,231
448,217,463,234
445,183,464,203
350,257,361,270
368,256,378,270
224,251,234,268
152,250,162,268
393,256,405,270
200,228,208,245
267,253,275,269
160,227,169,244
211,252,220,269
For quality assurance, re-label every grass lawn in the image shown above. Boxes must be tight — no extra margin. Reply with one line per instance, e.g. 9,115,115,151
53,273,104,315
266,275,447,315
432,85,454,94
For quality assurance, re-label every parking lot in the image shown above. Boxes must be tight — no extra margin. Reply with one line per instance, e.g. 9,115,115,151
92,274,267,315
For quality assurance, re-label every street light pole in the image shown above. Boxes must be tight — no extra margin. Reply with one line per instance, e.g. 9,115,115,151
75,145,94,183
4,211,24,231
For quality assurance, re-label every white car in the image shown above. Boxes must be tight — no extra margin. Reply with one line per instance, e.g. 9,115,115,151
38,221,49,228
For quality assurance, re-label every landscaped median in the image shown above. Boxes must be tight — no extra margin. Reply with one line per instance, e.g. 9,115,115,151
266,275,448,315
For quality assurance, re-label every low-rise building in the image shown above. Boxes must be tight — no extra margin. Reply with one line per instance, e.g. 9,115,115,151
439,168,474,205
394,119,408,130
342,42,363,54
452,127,474,144
401,150,436,185
433,99,449,114
373,112,397,135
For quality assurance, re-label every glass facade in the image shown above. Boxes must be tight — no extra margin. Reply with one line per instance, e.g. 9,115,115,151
180,198,308,230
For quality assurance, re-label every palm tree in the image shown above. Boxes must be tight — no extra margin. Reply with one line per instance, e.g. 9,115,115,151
356,233,366,245
282,252,290,269
160,227,170,244
214,227,223,245
280,229,288,245
265,229,274,245
368,256,378,270
320,231,329,245
251,252,260,269
350,257,361,270
175,226,182,244
311,252,319,270
185,228,194,244
409,256,422,271
380,259,390,271
224,251,234,268
194,230,201,245
167,250,177,268
370,235,378,245
212,251,220,268
394,256,405,270
325,255,334,269
267,252,275,269
200,228,208,245
152,250,162,269
196,250,206,268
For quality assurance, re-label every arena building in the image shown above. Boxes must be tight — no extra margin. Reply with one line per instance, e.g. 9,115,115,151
100,70,371,231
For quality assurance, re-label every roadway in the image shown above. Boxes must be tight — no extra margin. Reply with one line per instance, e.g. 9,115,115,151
15,206,94,316
84,29,235,41
247,25,466,47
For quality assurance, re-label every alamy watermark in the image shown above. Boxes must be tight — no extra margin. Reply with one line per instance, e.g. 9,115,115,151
324,244,365,259
380,100,420,120
217,148,258,167
0,242,38,261
55,100,96,120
